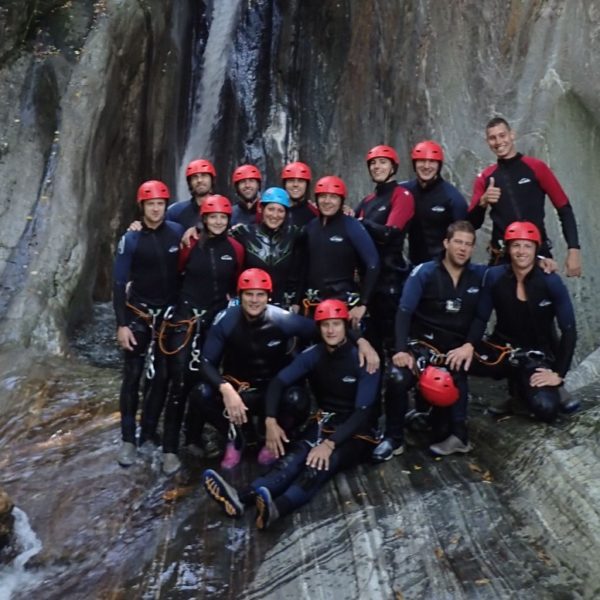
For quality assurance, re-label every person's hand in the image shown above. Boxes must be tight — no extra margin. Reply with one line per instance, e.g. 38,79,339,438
220,383,248,425
342,205,355,217
392,351,414,370
349,304,367,330
128,220,142,232
117,326,137,351
538,256,558,274
565,248,582,277
445,343,474,371
181,226,200,248
265,417,289,458
529,368,562,387
306,440,334,470
289,304,300,314
356,338,380,373
480,177,501,207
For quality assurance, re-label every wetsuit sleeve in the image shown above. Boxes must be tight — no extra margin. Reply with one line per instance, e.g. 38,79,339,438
228,236,246,278
446,183,468,221
329,363,379,446
546,274,577,377
280,312,319,344
524,157,580,249
360,187,414,241
112,232,136,327
202,311,231,366
465,267,498,345
178,236,198,272
467,173,488,229
345,217,381,305
394,263,428,352
265,346,320,417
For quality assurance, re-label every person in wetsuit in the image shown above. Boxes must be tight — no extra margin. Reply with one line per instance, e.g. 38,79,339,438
112,180,184,466
166,158,217,229
231,187,304,311
158,195,244,475
303,175,380,329
467,117,581,276
373,221,486,460
402,140,468,266
231,164,262,226
467,221,577,422
281,161,318,229
201,299,380,530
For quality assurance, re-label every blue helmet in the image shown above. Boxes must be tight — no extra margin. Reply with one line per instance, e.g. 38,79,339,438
260,187,290,208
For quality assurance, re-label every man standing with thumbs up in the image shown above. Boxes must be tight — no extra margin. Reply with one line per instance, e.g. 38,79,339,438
468,117,581,276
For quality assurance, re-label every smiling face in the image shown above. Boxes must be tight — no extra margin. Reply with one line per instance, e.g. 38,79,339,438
508,239,537,271
262,203,286,230
141,199,167,228
240,289,269,318
414,159,440,184
486,123,517,160
319,318,347,347
203,212,229,236
284,178,308,201
368,157,395,183
236,178,260,202
316,193,343,217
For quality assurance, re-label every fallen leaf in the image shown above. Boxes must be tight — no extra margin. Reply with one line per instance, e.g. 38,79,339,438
434,547,445,560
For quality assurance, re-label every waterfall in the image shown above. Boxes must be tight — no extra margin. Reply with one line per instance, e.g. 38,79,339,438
178,0,244,200
0,507,43,600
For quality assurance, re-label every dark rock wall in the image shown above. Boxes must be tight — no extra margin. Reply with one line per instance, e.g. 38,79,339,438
0,0,598,358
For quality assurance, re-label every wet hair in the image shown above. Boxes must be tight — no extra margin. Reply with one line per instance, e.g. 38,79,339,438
445,220,476,241
486,116,511,131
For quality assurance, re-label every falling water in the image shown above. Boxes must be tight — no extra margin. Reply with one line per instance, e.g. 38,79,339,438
0,507,43,600
178,0,244,200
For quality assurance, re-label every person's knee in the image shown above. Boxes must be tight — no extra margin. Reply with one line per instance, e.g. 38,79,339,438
529,388,560,423
386,365,413,389
282,387,310,416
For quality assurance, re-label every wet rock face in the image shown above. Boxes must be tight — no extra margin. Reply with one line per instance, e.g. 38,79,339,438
0,0,193,353
0,487,14,558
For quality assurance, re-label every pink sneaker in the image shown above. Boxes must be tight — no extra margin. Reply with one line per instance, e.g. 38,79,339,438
257,445,277,466
220,442,242,470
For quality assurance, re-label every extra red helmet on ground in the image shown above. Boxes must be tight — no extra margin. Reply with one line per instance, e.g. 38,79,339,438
504,221,542,245
314,299,350,322
232,165,262,184
137,180,170,203
314,176,347,199
418,365,459,407
185,159,216,178
411,140,444,162
237,268,273,293
200,194,232,215
365,145,399,166
281,161,312,181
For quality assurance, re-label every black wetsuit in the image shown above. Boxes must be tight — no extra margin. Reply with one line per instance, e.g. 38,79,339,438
166,197,202,230
468,153,580,259
385,259,486,443
237,339,379,518
402,176,467,265
161,232,244,454
231,198,260,227
231,222,304,307
288,200,318,229
468,264,577,422
112,219,184,444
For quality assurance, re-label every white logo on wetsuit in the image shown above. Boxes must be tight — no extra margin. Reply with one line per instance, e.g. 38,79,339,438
342,376,357,383
431,205,446,212
518,177,531,184
221,254,233,261
466,287,480,294
377,205,387,211
267,339,282,347
117,236,126,254
539,299,552,307
424,333,434,340
168,245,178,253
329,235,344,242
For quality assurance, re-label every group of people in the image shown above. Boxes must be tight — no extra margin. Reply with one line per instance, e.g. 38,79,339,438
113,116,581,529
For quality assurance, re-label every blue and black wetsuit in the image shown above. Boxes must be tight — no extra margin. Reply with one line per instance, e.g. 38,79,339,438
166,197,202,230
231,222,305,308
190,305,316,447
231,199,260,227
288,200,318,229
385,259,486,444
112,219,184,445
402,176,467,266
161,232,244,454
234,339,379,518
467,264,577,422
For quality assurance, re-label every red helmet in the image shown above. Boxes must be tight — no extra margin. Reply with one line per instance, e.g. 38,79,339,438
411,140,444,162
314,299,350,322
366,145,399,166
314,176,347,199
418,366,459,407
504,221,542,245
137,180,170,203
281,161,312,181
200,194,232,215
186,159,216,178
232,164,262,184
237,268,273,293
